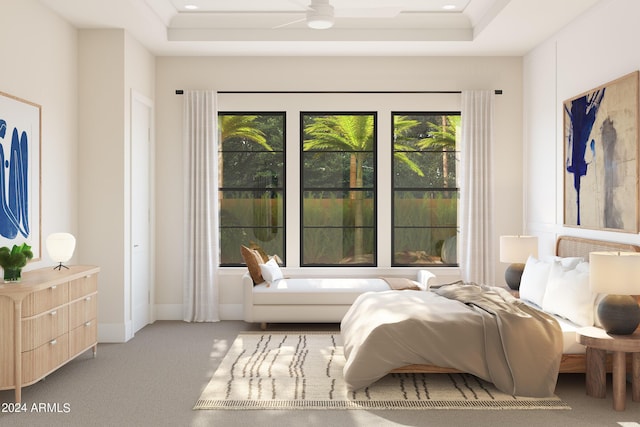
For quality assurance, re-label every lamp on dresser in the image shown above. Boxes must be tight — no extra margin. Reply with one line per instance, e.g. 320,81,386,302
590,251,640,335
499,235,538,290
46,232,76,270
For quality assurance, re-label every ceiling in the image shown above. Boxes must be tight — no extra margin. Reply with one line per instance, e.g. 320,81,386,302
38,0,600,56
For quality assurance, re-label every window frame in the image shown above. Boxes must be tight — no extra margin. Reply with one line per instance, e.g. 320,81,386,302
391,111,460,267
217,111,287,267
299,111,378,267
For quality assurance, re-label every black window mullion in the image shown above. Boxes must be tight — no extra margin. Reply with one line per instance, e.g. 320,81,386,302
392,112,460,267
218,112,286,266
300,112,377,266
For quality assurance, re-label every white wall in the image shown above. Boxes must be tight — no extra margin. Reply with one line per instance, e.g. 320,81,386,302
3,2,156,343
78,29,127,341
0,0,78,267
155,56,524,319
523,0,640,255
78,29,155,342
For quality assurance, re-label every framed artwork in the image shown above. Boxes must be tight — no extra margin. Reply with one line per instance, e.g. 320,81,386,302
564,71,639,233
0,92,41,259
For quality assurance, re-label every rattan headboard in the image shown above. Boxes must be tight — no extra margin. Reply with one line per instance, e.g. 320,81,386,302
556,235,640,259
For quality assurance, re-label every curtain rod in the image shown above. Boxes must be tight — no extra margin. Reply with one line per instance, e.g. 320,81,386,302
175,89,503,95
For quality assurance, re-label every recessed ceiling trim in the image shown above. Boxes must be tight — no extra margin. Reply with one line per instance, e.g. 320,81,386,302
164,0,472,14
167,28,474,42
168,11,471,28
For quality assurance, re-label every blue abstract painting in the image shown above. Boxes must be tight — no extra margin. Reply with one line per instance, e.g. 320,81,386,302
0,92,40,257
564,72,639,232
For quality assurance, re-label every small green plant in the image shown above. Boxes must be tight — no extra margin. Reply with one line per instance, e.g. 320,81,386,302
0,243,34,281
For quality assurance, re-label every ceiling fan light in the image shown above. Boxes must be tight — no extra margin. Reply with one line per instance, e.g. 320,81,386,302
307,16,334,29
306,3,334,30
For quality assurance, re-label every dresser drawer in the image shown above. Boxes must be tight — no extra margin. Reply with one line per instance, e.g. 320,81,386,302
22,283,68,317
68,294,97,330
22,306,68,352
22,333,69,384
69,319,97,357
68,274,98,300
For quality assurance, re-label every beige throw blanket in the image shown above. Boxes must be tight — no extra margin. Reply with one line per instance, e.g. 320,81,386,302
341,282,563,397
381,277,421,290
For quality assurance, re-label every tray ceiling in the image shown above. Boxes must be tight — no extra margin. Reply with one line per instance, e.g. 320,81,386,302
38,0,600,56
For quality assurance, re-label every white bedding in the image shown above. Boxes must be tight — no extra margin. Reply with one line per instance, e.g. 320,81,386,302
341,284,564,397
522,300,585,354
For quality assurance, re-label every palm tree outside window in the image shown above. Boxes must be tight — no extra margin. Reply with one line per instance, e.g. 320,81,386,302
301,113,376,266
218,112,285,266
392,112,460,266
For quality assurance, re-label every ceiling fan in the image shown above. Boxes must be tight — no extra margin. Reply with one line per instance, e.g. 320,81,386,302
279,0,402,30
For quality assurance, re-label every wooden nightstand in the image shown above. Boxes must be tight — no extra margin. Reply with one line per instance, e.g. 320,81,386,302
576,326,640,411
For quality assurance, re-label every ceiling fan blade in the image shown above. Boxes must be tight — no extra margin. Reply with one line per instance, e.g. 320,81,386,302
335,7,402,19
273,17,306,29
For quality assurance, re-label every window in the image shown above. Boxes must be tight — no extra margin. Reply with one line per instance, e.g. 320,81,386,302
218,113,285,265
301,112,376,266
392,112,460,266
216,93,462,269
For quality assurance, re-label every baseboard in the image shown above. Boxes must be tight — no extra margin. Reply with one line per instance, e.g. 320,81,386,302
219,303,243,320
155,304,182,320
154,303,243,321
98,322,132,343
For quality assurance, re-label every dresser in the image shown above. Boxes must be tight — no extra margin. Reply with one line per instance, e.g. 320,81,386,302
0,265,100,403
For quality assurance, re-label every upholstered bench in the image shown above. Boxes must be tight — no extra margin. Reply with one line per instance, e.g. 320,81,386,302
242,270,435,329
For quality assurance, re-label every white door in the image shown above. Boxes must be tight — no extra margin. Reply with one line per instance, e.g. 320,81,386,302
131,93,153,333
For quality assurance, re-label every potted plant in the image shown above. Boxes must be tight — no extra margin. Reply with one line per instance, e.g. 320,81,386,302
0,243,34,282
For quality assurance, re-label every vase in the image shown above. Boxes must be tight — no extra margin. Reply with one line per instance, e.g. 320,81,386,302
3,267,22,283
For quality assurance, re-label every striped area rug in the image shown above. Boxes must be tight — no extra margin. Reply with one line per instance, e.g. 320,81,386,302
194,331,570,410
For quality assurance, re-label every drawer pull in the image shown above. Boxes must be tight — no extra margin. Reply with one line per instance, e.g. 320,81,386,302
50,339,57,346
85,296,92,301
51,285,57,290
50,310,57,316
85,321,92,327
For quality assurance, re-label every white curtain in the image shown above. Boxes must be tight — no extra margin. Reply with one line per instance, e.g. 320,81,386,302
459,90,495,285
183,90,220,322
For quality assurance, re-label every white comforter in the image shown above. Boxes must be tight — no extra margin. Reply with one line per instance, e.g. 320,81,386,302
340,283,563,397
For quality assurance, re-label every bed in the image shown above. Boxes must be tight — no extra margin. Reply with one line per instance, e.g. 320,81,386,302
340,235,640,396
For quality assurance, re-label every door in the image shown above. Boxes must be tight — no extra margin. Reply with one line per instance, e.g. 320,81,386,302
131,93,153,333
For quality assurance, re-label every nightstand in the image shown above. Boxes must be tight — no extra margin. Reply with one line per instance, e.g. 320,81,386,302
576,326,640,411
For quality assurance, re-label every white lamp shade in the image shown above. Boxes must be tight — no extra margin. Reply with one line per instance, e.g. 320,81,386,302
590,251,640,295
499,235,538,263
46,233,76,263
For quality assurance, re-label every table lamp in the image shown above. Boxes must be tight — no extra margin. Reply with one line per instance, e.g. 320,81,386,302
590,251,640,335
46,233,76,270
499,235,538,290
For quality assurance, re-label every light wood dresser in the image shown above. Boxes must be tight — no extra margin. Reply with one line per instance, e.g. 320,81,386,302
0,265,100,403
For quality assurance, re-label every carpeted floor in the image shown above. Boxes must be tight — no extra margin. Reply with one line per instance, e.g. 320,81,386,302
1,320,639,426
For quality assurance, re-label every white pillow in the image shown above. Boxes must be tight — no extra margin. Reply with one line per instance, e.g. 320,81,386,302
519,256,552,307
543,256,584,269
541,261,595,326
259,258,283,283
417,270,436,290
